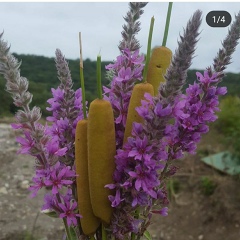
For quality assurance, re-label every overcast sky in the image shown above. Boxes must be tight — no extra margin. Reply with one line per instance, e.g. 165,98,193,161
1,2,240,73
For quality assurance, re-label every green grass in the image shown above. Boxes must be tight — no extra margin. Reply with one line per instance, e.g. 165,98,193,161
200,176,217,196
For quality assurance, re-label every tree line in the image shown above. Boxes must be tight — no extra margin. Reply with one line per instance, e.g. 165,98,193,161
0,53,239,117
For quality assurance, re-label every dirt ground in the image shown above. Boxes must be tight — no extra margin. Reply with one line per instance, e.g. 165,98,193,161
0,120,240,240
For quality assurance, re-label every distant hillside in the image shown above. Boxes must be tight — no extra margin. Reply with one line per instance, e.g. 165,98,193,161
0,53,239,117
0,53,111,117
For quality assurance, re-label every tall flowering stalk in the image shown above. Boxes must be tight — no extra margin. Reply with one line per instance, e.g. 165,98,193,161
0,35,84,238
105,10,240,240
46,49,84,166
104,2,148,149
119,2,148,51
159,10,202,104
0,3,240,240
104,49,145,148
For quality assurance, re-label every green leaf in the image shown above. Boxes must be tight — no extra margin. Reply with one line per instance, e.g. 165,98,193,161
144,230,152,240
69,226,78,240
41,209,58,218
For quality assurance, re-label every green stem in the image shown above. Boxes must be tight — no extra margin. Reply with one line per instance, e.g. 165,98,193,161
162,2,173,47
169,178,175,199
56,193,72,240
102,224,107,240
131,233,136,240
97,55,103,99
136,235,141,240
79,32,87,119
143,16,155,83
130,208,140,240
63,218,72,240
80,68,87,119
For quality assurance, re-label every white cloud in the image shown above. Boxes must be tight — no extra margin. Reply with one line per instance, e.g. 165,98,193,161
1,2,240,72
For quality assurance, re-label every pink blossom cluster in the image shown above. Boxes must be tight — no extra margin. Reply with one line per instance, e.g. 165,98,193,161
105,58,227,237
104,49,144,148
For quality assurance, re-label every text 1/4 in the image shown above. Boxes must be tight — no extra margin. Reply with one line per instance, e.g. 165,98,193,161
206,11,231,27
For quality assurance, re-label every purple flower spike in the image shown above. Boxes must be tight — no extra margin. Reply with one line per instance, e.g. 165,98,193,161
104,48,145,148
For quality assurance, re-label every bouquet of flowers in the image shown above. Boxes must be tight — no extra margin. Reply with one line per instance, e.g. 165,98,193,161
0,2,240,240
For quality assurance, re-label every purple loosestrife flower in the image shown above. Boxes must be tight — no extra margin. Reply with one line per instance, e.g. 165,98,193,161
131,189,148,207
151,207,168,216
29,176,46,198
41,192,59,211
44,162,75,195
192,102,216,123
115,67,132,82
16,131,35,155
46,138,68,157
46,88,64,112
128,165,159,198
128,136,152,161
154,103,172,117
186,82,203,102
59,200,82,226
42,190,70,212
114,100,129,126
108,189,124,208
196,71,218,86
29,162,75,196
42,189,81,227
104,48,145,148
